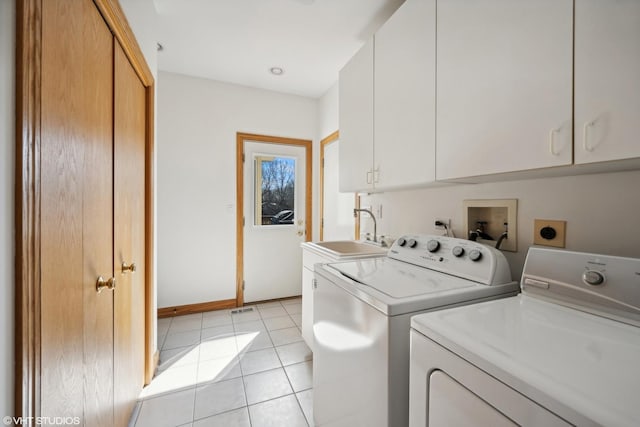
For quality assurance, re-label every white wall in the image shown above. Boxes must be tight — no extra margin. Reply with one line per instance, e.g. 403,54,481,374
315,82,340,239
1,0,15,417
318,82,339,139
317,82,355,240
359,171,640,279
157,71,317,308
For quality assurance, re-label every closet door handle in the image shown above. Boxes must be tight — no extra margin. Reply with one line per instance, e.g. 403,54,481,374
122,262,137,273
96,276,116,293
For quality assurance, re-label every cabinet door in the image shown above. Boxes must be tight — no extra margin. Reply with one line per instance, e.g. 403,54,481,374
40,0,114,425
339,38,374,192
374,0,436,190
113,42,147,426
436,0,573,180
575,0,640,164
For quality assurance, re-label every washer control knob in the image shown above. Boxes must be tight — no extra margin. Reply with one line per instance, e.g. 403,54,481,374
397,237,407,247
582,270,605,286
468,249,483,262
452,246,465,257
407,239,418,248
426,240,440,252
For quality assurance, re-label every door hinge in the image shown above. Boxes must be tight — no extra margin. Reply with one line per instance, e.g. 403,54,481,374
312,278,318,289
321,218,324,229
242,280,245,291
243,216,245,227
321,158,324,168
242,152,245,163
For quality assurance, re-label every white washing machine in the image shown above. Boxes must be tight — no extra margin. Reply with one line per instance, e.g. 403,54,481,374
313,234,520,427
409,247,640,427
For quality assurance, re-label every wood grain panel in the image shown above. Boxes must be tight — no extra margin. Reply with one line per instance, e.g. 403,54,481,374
15,0,42,418
157,299,237,318
94,0,153,86
40,0,114,425
81,3,115,426
319,131,339,241
40,0,87,421
17,0,156,422
113,41,147,427
144,85,156,385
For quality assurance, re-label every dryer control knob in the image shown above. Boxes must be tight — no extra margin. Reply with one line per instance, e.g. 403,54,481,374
582,270,605,286
407,239,418,248
426,240,440,252
397,237,407,247
468,249,482,262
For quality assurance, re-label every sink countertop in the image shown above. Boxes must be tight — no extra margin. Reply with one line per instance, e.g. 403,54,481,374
301,240,388,260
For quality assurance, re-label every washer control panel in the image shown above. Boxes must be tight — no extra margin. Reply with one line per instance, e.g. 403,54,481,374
389,234,512,285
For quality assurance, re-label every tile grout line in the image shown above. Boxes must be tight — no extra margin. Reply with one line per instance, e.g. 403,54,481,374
144,299,304,426
190,324,204,425
272,311,311,427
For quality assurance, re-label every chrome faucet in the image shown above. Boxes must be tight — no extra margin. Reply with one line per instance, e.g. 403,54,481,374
353,208,377,244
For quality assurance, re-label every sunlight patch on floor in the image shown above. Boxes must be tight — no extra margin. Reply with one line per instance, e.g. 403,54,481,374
139,332,258,399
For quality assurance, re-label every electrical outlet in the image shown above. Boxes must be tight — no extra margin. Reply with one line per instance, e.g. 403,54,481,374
533,219,566,248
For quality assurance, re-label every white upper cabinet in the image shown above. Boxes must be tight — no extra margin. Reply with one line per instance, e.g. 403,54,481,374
374,0,436,190
339,38,374,192
574,0,640,164
339,0,435,192
436,0,574,181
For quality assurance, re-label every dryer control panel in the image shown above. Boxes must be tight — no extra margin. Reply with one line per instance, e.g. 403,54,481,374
388,235,513,286
522,247,640,327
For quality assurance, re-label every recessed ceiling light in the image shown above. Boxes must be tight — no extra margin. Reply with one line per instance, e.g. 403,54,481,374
269,67,284,76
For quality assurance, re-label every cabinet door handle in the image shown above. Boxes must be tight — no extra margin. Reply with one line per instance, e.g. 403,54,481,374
122,262,136,273
373,166,380,183
366,169,373,184
583,121,595,152
549,128,560,156
96,276,116,293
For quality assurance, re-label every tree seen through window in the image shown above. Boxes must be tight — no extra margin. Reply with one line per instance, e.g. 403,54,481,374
256,157,296,225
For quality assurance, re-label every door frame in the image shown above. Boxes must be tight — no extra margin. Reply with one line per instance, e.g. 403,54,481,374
319,130,360,241
236,132,312,306
15,0,156,418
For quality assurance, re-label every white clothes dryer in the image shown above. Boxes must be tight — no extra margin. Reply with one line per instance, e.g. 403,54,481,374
409,247,640,427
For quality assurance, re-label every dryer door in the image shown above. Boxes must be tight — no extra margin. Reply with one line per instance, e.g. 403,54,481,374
429,370,516,427
409,329,572,427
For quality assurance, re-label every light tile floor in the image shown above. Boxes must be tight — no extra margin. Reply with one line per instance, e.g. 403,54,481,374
130,298,314,427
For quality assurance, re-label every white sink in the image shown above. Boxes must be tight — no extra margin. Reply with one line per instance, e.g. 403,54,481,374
302,240,388,259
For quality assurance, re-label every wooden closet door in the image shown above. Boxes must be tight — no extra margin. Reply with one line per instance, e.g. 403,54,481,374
40,0,114,426
113,41,147,426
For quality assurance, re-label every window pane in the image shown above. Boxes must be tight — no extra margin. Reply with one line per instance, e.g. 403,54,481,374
254,156,296,226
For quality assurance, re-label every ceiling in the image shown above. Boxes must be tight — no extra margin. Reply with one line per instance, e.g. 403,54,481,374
153,0,406,98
